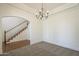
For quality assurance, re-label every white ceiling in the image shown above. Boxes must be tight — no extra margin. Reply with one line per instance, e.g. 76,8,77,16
24,3,65,11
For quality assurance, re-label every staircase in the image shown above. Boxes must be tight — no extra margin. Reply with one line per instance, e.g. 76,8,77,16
3,20,30,52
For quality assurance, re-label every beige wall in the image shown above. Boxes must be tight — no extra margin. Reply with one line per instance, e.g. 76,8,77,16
2,16,26,31
43,4,79,51
0,19,3,53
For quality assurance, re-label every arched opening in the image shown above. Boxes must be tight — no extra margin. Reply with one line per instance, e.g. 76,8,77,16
1,16,30,52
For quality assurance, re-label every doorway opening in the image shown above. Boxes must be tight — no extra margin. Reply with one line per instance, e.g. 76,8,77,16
1,16,30,52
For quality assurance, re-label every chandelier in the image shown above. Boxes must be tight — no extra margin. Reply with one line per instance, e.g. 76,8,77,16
35,3,49,20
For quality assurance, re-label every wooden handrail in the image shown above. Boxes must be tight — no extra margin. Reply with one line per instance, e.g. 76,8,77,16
6,20,29,33
5,20,29,42
6,26,28,42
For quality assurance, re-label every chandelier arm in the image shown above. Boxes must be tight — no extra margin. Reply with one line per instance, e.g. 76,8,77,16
35,2,49,20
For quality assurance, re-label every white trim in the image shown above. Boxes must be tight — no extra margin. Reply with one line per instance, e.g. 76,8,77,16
44,40,79,51
7,4,36,15
7,3,79,17
49,3,79,16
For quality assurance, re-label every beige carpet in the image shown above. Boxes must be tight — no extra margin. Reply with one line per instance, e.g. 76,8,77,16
1,41,79,56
